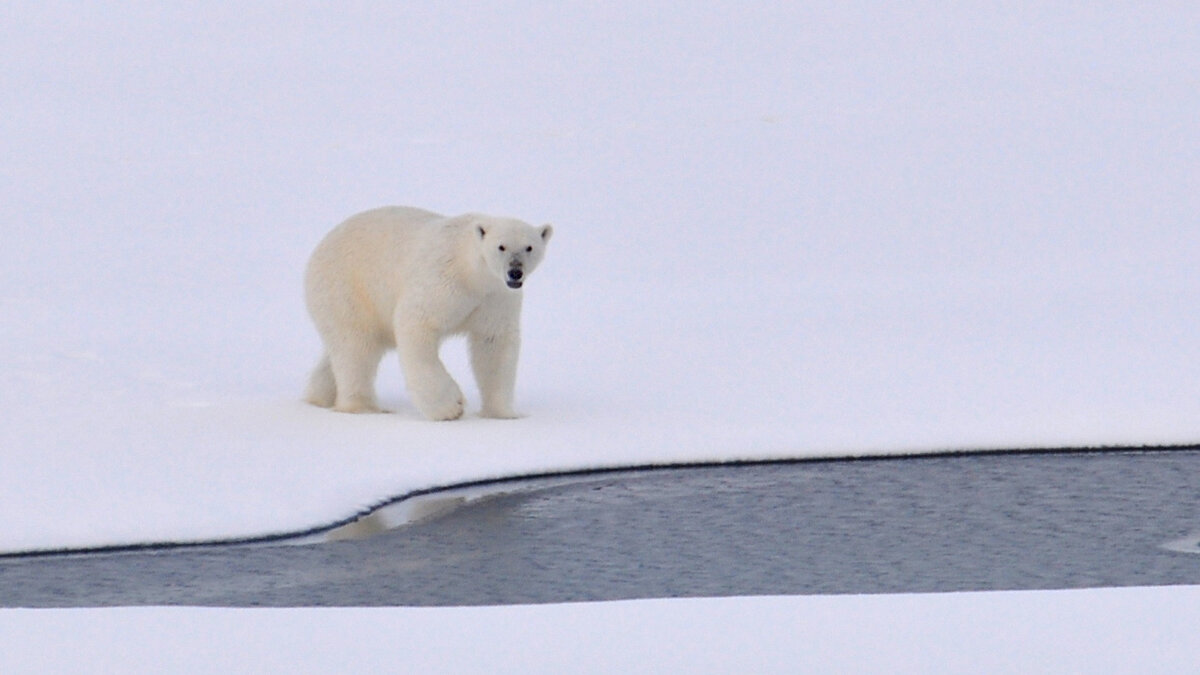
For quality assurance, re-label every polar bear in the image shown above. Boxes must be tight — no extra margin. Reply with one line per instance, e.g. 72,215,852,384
303,206,552,421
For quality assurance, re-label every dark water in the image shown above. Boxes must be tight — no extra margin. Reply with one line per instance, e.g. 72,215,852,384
3,451,1200,607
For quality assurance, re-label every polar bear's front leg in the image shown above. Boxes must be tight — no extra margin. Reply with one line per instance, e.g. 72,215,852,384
396,325,465,421
470,329,521,419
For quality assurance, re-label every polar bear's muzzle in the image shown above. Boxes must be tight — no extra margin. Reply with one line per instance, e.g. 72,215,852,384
506,267,524,289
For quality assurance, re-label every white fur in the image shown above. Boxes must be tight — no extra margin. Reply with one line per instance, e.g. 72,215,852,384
304,206,552,420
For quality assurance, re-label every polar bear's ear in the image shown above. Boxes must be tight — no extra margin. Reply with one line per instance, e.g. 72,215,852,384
476,225,487,240
540,225,553,242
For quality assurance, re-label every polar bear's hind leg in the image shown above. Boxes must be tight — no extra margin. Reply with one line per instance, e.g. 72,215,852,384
305,353,337,408
328,341,386,413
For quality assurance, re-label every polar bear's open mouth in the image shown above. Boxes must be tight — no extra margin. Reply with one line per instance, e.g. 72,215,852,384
506,280,523,289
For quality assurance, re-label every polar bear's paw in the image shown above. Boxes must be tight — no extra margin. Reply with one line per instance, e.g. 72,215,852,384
415,382,466,421
424,396,464,421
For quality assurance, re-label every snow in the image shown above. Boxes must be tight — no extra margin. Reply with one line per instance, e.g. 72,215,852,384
5,587,1200,673
3,1,1198,554
4,1,1200,666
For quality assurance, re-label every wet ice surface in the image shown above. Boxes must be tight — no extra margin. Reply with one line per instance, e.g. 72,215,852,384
4,451,1200,607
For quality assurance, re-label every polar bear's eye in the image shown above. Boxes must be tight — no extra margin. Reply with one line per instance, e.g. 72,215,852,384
498,245,506,252
525,246,533,252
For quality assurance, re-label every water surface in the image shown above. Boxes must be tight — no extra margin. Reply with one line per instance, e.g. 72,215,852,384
3,451,1200,607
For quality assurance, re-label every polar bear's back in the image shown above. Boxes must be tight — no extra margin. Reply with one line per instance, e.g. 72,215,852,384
356,205,444,229
326,205,444,246
304,206,454,339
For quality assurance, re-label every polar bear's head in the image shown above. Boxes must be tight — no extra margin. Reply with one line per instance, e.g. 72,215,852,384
475,218,553,290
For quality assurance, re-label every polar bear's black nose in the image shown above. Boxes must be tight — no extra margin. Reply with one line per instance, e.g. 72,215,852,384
508,268,523,281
